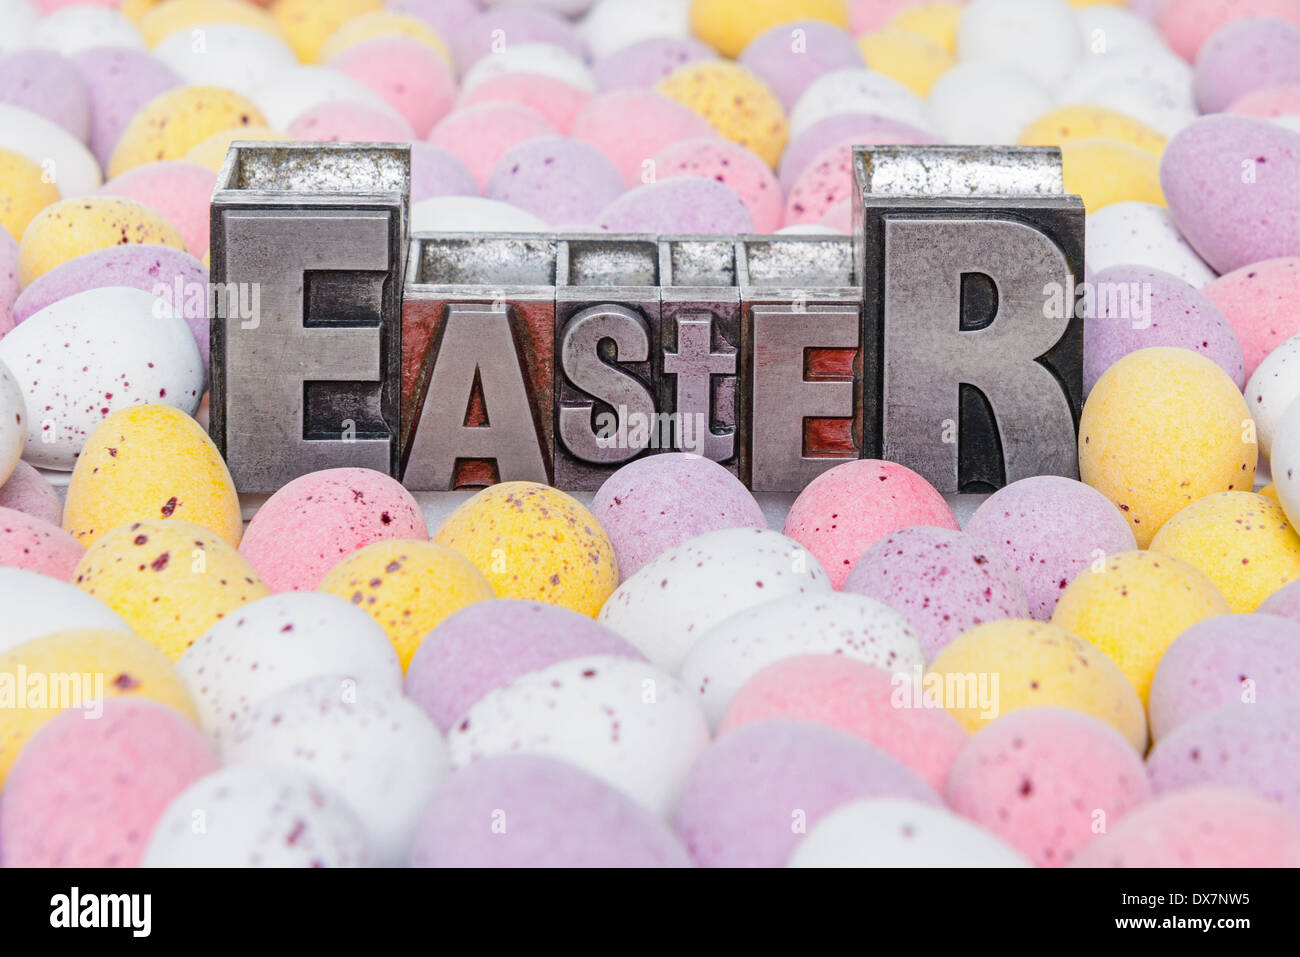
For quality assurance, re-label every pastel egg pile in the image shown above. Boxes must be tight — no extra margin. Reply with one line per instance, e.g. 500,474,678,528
2,0,1300,869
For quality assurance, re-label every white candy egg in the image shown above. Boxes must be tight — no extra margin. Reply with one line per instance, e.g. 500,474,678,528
461,43,598,95
1245,334,1300,461
1085,201,1217,288
579,0,691,59
789,69,931,139
957,0,1082,88
153,25,296,99
1069,77,1197,137
1076,6,1165,60
0,104,99,199
1056,50,1194,110
0,357,25,486
0,0,37,55
251,65,399,131
484,0,598,17
0,567,132,654
410,196,549,232
928,63,1051,145
1273,400,1300,531
31,6,144,55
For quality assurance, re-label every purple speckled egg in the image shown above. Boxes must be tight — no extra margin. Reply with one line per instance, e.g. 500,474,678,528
597,177,754,233
593,36,716,91
0,461,62,526
1161,115,1300,274
650,138,783,232
1193,17,1300,114
405,599,645,732
1083,265,1245,392
1149,613,1300,740
453,7,587,75
966,476,1138,621
739,20,866,110
11,244,209,373
591,454,768,580
777,112,940,193
485,135,625,227
672,720,938,867
409,755,691,868
71,46,180,170
572,90,717,185
410,142,478,202
1147,699,1300,820
1260,577,1300,622
844,526,1030,658
0,49,90,142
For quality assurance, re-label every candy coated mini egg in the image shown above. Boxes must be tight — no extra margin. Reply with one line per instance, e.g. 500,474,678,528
317,539,495,669
597,177,754,233
0,569,131,653
957,0,1082,87
592,36,715,93
30,5,142,55
1148,613,1300,740
1261,576,1300,622
108,85,266,179
689,0,849,59
0,507,83,581
789,798,1031,868
1206,258,1300,380
458,71,592,132
137,0,283,47
888,2,963,54
0,103,99,202
927,63,1050,145
390,0,481,38
1085,201,1215,289
430,103,558,192
1078,347,1257,548
0,698,216,867
142,764,368,867
944,707,1150,867
1019,105,1166,158
223,675,448,866
1051,550,1231,702
1060,137,1164,211
580,0,694,60
152,23,294,99
410,754,690,867
929,619,1147,751
0,461,62,525
461,43,596,95
286,99,415,142
1193,18,1300,114
1276,401,1300,530
64,404,242,549
0,356,23,485
0,149,59,242
184,125,288,173
572,90,717,186
648,138,783,233
410,196,548,233
453,7,587,72
0,53,87,139
434,481,618,618
673,720,937,867
0,627,196,783
778,113,938,192
784,143,859,226
658,61,788,167
318,10,451,64
449,653,710,816
0,0,36,54
329,37,456,139
17,197,186,287
485,136,626,227
250,64,396,130
272,0,381,62
788,67,928,139
599,527,831,673
74,520,269,662
71,46,180,170
858,27,951,97
738,20,863,110
1159,0,1300,63
409,143,477,201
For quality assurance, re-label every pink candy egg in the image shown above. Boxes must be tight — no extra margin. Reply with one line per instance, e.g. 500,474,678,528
739,20,865,110
287,100,416,143
430,102,558,191
329,37,457,139
0,460,62,526
647,138,783,233
486,135,625,226
778,112,940,193
596,177,754,233
784,142,857,227
0,506,83,580
99,161,217,260
1228,83,1300,116
1259,577,1300,621
1203,257,1300,378
572,90,717,185
1159,0,1300,62
0,49,89,142
457,72,592,133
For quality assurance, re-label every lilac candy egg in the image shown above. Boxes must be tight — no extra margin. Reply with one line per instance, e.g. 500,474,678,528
1083,264,1245,392
597,177,754,233
0,461,62,526
1147,699,1300,820
390,0,483,39
485,136,625,227
429,103,559,192
1161,115,1300,274
739,20,865,110
777,112,940,193
409,755,691,867
1259,577,1300,622
966,476,1138,621
0,49,90,142
410,143,478,202
1148,613,1300,740
453,7,587,75
592,36,715,92
405,599,645,732
844,526,1030,659
672,720,939,868
1193,17,1300,114
650,138,783,233
71,46,180,170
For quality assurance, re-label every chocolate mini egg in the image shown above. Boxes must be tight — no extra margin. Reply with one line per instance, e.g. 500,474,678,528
108,85,266,179
0,288,201,469
142,764,368,868
449,653,710,815
1085,201,1216,288
434,482,619,618
599,527,832,673
99,161,216,260
184,125,288,173
0,356,23,485
430,103,558,191
1079,347,1257,547
1193,17,1300,114
1275,400,1300,530
17,198,187,287
0,148,59,242
73,520,269,662
136,0,284,47
317,539,495,669
330,37,456,139
649,138,784,233
64,404,242,549
0,568,131,654
658,60,789,167
0,104,100,200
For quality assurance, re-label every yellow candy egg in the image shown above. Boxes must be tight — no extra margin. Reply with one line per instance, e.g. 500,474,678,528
317,539,494,669
64,405,243,550
74,521,269,662
273,0,384,63
434,481,619,617
0,149,59,242
1019,106,1166,158
1060,137,1165,211
1052,550,1231,702
108,86,266,179
928,619,1147,751
1262,483,1280,502
1080,348,1257,548
658,61,788,168
0,627,196,783
690,0,849,58
887,1,963,54
184,125,290,173
858,27,952,97
17,197,186,287
318,11,451,64
139,0,283,46
1148,492,1300,612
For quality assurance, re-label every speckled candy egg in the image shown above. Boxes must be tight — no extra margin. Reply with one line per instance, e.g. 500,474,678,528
1149,613,1300,740
0,104,100,200
738,20,863,110
71,46,180,170
461,43,596,96
929,619,1147,751
64,404,242,549
658,61,788,168
1260,576,1300,621
783,459,958,590
142,764,368,867
844,526,1029,659
1159,0,1300,62
0,627,195,782
152,23,294,100
410,196,548,233
409,754,690,868
30,5,142,54
1194,17,1300,113
98,162,216,259
175,592,402,746
598,527,831,672
1085,201,1216,289
679,591,924,730
250,64,395,131
286,100,416,143
944,707,1150,867
673,719,937,867
1276,401,1300,529
184,125,287,173
222,676,447,866
788,68,928,140
0,507,83,581
784,143,860,227
1060,137,1165,211
957,0,1081,87
1079,348,1257,547
17,197,186,287
1019,105,1166,158
778,112,939,192
329,37,456,139
0,461,62,525
572,91,717,186
108,85,266,179
1071,785,1300,867
240,468,427,592
316,10,453,64
434,482,618,618
0,568,132,654
0,149,59,244
858,27,953,98
0,288,201,469
1206,258,1300,379
457,72,593,133
0,356,23,485
965,476,1137,620
449,653,709,815
0,699,215,867
647,138,782,233
1160,115,1300,275
452,7,586,72
580,0,693,59
0,49,89,142
928,63,1050,145
597,177,754,233
485,136,628,227
271,0,382,63
409,143,478,202
1052,550,1231,702
789,797,1031,868
429,103,558,192
689,0,849,59
0,230,15,333
592,36,715,92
